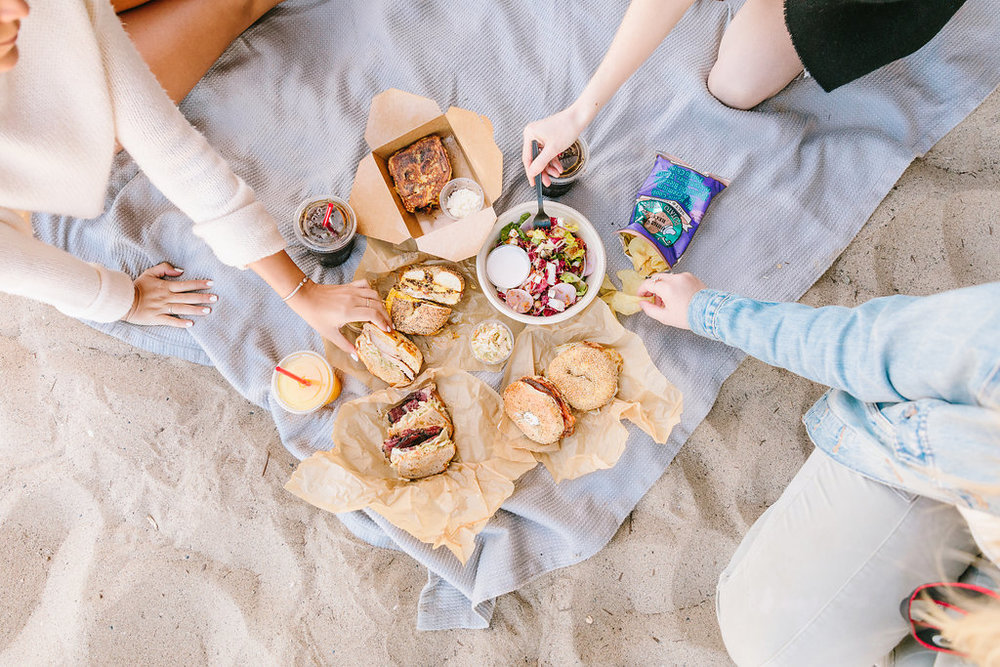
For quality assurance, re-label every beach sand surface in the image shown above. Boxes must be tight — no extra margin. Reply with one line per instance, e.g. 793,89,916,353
1,89,998,664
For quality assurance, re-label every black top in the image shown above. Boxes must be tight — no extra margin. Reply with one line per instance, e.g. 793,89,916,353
783,0,967,92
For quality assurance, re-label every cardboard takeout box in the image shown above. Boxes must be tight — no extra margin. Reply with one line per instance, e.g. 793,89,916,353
349,89,503,261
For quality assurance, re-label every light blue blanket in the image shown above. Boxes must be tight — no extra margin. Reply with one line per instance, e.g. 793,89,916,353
35,0,1000,629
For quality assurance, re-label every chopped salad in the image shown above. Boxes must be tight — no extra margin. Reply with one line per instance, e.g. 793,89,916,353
493,213,589,317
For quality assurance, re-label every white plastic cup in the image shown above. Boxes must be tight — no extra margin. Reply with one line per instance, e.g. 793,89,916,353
439,178,485,220
272,350,340,414
486,244,531,289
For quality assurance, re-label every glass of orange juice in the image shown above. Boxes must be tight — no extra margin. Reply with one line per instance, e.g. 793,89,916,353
272,350,341,414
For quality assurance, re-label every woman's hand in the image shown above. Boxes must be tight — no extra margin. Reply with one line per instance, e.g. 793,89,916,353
286,279,392,356
638,272,706,330
522,104,591,187
0,0,29,73
123,262,217,328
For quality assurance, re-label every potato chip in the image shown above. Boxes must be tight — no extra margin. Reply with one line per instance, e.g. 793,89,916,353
626,235,668,275
607,292,646,316
617,269,647,297
599,275,618,296
620,154,729,270
600,270,654,316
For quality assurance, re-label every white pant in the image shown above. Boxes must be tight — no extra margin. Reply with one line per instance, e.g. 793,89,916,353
716,450,977,666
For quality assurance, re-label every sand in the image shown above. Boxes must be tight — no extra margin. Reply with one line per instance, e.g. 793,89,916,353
2,88,998,664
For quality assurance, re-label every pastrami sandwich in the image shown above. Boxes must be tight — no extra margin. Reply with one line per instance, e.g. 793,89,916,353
381,426,456,480
546,341,623,410
386,383,453,437
502,376,575,445
385,288,452,336
355,322,423,387
383,382,456,479
395,264,465,306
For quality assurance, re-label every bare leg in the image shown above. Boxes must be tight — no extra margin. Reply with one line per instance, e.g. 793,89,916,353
114,0,284,104
707,0,804,110
111,0,153,12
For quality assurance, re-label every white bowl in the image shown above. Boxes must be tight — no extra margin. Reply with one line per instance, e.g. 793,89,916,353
475,201,606,325
439,178,485,220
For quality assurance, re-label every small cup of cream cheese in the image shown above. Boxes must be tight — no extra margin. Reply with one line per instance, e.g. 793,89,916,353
439,178,485,220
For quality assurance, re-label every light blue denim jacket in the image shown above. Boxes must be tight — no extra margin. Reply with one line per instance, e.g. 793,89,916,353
688,283,1000,513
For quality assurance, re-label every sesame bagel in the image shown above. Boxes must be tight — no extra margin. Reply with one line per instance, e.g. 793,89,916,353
545,342,622,411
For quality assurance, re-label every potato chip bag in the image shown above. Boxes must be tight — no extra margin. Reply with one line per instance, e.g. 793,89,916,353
618,153,728,272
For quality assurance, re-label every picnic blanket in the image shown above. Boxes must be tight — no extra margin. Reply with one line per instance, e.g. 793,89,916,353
34,0,1000,629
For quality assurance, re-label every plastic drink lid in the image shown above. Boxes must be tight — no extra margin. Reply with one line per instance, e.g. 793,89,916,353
295,196,356,253
272,350,340,414
486,245,531,289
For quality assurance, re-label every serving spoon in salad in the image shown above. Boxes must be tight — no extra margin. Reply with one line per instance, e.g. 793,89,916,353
531,140,552,230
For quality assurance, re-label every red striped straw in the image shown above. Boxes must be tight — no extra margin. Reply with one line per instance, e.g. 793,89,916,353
275,365,312,386
321,202,334,232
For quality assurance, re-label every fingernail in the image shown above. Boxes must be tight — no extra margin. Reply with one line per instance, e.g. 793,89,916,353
174,267,184,274
202,307,211,314
350,353,358,362
209,295,218,303
205,280,214,287
184,321,193,328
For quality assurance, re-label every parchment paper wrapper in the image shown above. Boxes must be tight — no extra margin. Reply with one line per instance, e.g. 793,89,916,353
325,238,524,389
500,299,683,483
285,367,538,563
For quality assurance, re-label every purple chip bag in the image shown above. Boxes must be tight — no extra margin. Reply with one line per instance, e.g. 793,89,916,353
619,154,729,269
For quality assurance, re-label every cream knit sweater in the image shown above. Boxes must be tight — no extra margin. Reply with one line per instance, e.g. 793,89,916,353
0,0,287,322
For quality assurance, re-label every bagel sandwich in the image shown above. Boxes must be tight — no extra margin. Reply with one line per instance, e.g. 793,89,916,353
395,264,465,306
502,376,575,445
386,382,453,438
382,382,456,479
381,426,456,480
385,288,452,336
355,322,423,387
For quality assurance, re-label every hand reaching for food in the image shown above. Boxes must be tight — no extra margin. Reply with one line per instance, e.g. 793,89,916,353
287,279,392,356
637,272,706,330
123,263,217,328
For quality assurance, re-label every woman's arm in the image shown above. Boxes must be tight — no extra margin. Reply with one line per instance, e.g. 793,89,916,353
93,0,388,351
96,0,286,269
247,251,391,355
0,207,214,326
640,273,1000,406
0,207,133,322
523,0,697,185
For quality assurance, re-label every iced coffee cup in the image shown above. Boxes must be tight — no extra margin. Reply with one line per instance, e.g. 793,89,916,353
293,196,357,267
272,350,341,414
541,137,589,197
